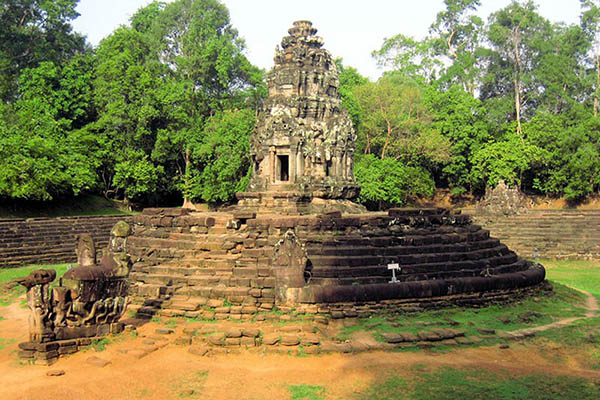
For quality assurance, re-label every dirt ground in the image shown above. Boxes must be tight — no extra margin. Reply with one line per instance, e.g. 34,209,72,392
1,301,599,400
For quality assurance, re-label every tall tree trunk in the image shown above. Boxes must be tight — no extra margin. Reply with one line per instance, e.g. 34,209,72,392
512,29,523,135
381,118,392,159
182,146,192,208
514,76,523,135
595,53,600,117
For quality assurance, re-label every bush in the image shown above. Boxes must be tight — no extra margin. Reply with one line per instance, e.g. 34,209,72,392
355,154,434,210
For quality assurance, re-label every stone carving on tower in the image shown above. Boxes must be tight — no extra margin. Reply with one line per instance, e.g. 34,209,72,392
246,21,360,200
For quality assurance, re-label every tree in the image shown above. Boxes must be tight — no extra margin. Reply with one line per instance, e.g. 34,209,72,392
484,1,551,135
429,0,485,95
425,85,490,193
0,56,97,200
189,109,256,202
92,24,167,201
372,34,439,82
336,59,368,132
353,75,450,165
525,112,600,200
0,0,86,101
355,154,434,210
580,0,600,115
470,130,543,190
148,0,263,203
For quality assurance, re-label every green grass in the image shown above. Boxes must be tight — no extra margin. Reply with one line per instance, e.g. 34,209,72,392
543,260,600,297
338,281,588,349
91,337,110,352
171,370,209,398
0,194,134,219
355,366,600,400
0,264,70,306
287,384,326,400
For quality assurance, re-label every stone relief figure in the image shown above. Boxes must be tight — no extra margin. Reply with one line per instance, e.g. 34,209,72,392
17,221,132,344
18,269,56,342
271,230,309,291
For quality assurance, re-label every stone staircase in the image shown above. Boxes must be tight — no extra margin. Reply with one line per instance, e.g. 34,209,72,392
0,215,133,268
470,210,600,260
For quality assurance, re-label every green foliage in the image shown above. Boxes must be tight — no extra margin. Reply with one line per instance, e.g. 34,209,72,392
189,109,255,203
356,367,600,400
287,384,326,400
91,337,110,352
2,0,600,206
355,154,434,209
425,85,489,191
336,59,369,131
470,131,544,190
0,55,97,201
0,0,86,101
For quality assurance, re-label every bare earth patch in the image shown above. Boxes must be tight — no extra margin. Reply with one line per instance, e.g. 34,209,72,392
1,297,599,400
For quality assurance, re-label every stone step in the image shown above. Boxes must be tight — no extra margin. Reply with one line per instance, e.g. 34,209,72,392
304,231,491,248
310,252,519,278
306,239,502,257
311,259,527,282
307,245,510,268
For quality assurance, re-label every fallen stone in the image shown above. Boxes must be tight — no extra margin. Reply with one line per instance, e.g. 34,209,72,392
455,337,474,345
262,334,280,346
86,356,110,367
477,327,496,335
303,345,320,355
280,325,301,333
174,336,192,346
155,328,175,335
188,346,209,356
242,328,260,338
127,349,150,359
380,333,404,343
280,335,300,346
46,370,65,377
208,335,225,346
418,331,442,342
399,333,419,342
225,329,242,338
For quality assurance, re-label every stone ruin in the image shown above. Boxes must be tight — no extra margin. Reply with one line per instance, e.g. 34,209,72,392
477,180,530,215
125,21,545,320
16,21,547,361
237,20,363,215
17,222,132,365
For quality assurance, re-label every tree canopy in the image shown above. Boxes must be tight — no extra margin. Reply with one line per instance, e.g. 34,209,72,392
1,0,599,207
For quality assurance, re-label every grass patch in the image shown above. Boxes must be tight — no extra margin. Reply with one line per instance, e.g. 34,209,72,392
170,370,209,398
0,264,70,306
355,366,600,400
287,384,326,400
91,337,110,352
339,281,587,349
543,260,600,297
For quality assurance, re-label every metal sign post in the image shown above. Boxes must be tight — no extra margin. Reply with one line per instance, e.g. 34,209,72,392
388,263,400,283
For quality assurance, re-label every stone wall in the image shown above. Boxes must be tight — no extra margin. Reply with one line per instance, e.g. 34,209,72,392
127,208,543,319
470,210,600,260
0,215,134,268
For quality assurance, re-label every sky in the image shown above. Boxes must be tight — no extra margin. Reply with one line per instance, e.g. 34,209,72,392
71,0,582,80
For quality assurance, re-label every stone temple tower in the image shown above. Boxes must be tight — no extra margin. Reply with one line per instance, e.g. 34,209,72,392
237,21,362,214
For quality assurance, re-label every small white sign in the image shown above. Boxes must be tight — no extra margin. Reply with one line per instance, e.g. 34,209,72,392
388,263,401,283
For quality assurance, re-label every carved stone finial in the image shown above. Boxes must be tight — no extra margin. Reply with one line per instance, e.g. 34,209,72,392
75,233,96,267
